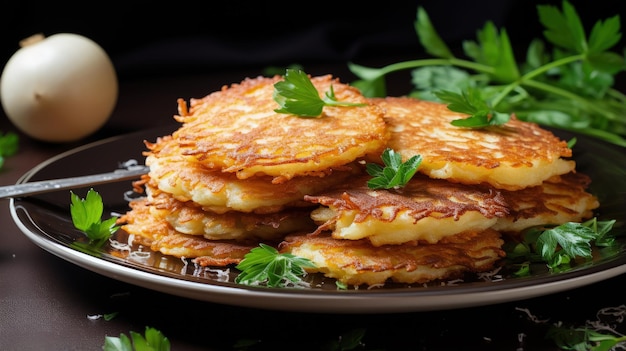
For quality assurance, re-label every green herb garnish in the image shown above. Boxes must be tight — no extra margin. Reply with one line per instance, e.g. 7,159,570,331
262,63,304,77
324,328,367,351
273,68,366,117
235,243,316,288
103,312,119,321
547,324,626,351
436,88,511,127
505,217,616,273
336,280,348,290
366,148,421,189
348,1,626,146
103,327,170,351
70,188,120,248
0,131,19,169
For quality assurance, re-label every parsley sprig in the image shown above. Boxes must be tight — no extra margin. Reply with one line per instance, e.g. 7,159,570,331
235,243,316,288
348,1,626,146
437,88,511,127
104,327,170,351
366,148,421,189
505,217,616,273
0,131,19,169
70,188,120,248
547,325,626,351
273,68,366,117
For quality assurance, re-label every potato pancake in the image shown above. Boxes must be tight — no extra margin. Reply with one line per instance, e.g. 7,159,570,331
118,199,255,266
114,72,602,288
144,181,317,241
146,135,362,214
493,172,599,233
371,97,575,190
279,229,505,286
304,174,508,246
171,75,389,183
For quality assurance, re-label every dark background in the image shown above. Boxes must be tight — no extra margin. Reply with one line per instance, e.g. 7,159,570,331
2,0,624,137
3,0,624,80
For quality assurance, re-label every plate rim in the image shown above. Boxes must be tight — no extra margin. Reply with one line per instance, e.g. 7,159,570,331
9,126,626,313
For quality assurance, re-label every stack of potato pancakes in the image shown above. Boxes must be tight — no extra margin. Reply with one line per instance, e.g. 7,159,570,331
118,74,599,287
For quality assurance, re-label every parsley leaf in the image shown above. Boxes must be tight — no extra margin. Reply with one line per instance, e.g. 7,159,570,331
235,243,316,288
414,6,453,59
70,188,120,248
103,327,170,351
273,68,366,118
0,131,19,169
348,1,626,147
547,325,626,351
366,148,421,189
324,328,367,351
536,222,598,267
504,218,617,272
436,88,511,127
463,21,520,83
538,1,587,53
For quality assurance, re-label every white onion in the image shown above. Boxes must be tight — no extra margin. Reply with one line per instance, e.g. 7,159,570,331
1,33,118,142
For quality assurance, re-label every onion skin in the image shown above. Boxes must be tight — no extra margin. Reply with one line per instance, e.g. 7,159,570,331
1,33,118,142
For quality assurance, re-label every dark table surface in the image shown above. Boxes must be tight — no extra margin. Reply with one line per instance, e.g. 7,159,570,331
2,2,626,350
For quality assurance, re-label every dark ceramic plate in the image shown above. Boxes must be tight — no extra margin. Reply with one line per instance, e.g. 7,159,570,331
10,125,626,313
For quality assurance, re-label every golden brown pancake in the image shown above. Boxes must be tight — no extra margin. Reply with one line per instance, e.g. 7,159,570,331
118,199,256,266
493,172,599,233
171,75,389,183
146,135,362,214
144,181,317,241
279,229,505,286
304,174,508,246
371,97,575,190
114,74,600,287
